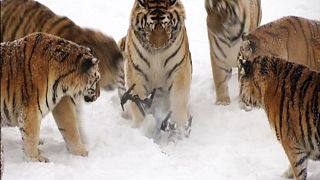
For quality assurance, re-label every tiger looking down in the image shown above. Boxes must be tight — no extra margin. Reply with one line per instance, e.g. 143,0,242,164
238,55,320,180
205,0,262,105
118,0,192,138
1,0,123,155
0,32,100,162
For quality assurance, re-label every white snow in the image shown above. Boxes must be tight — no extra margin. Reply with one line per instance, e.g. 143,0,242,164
2,0,320,180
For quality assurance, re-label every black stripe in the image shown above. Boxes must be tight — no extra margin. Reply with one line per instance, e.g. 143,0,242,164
212,35,227,59
37,88,43,115
305,103,314,150
311,75,319,138
56,22,75,36
133,41,150,67
290,65,304,106
47,17,69,34
28,33,43,90
279,63,293,139
168,83,173,92
3,101,10,120
297,168,307,179
52,69,76,104
12,92,16,115
295,155,308,167
45,76,50,110
164,35,184,67
299,74,313,147
38,12,55,31
23,7,43,36
132,62,149,82
167,55,186,79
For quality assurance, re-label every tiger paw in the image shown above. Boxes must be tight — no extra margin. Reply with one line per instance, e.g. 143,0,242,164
27,154,49,163
69,145,89,157
215,97,231,106
281,167,294,179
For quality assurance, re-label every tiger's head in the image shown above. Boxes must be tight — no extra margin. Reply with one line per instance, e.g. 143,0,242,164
237,54,272,109
131,0,185,49
45,35,101,103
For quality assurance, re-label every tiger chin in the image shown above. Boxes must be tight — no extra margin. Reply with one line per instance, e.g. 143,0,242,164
0,32,100,162
240,16,320,72
238,55,320,180
118,0,192,138
205,0,262,105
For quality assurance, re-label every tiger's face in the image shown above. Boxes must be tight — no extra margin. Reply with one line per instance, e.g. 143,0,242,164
131,0,185,49
59,47,101,103
237,54,264,108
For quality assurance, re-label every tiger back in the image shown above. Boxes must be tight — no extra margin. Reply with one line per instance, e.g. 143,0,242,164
1,32,100,162
205,0,262,105
238,55,320,180
1,0,123,156
119,0,192,136
240,16,320,71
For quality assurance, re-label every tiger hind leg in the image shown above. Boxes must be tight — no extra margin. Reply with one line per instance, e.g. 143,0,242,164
282,143,308,180
21,107,49,162
52,97,88,157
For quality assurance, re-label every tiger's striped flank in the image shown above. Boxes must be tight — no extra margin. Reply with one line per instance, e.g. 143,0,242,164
238,55,320,180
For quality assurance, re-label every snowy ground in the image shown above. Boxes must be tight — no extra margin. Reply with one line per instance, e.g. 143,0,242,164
2,0,320,180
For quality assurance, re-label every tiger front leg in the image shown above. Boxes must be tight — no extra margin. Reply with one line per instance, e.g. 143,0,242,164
208,37,232,105
20,107,48,162
282,143,308,180
52,97,88,157
168,65,192,137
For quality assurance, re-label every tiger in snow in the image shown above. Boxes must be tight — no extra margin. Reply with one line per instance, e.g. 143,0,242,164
205,0,262,105
238,55,320,180
240,16,320,71
1,32,100,162
1,0,123,155
118,0,192,136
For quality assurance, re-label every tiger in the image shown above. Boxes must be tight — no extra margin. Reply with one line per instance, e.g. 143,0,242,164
240,16,320,72
0,32,101,162
118,0,192,136
205,0,262,105
238,55,320,180
1,0,123,155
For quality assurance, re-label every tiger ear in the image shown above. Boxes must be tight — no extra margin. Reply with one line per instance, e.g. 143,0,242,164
137,0,147,7
81,58,99,73
242,34,256,54
168,0,177,6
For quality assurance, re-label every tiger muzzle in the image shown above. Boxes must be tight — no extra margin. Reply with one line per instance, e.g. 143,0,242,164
84,75,100,102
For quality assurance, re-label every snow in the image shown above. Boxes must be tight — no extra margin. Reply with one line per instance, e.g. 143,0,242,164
2,0,320,180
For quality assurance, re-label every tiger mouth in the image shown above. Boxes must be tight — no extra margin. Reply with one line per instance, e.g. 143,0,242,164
84,77,99,102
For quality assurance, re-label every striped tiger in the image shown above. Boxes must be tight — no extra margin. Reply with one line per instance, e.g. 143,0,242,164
0,32,100,162
238,55,320,180
118,0,192,135
205,0,262,105
240,16,320,71
1,0,123,154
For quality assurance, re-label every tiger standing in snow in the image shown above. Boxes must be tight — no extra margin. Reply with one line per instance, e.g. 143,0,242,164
1,0,123,155
238,55,320,180
205,0,262,105
1,32,100,162
118,0,192,136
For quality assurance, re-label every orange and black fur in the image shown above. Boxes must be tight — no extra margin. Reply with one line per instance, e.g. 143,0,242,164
1,0,123,155
205,0,262,105
118,0,192,135
238,55,320,180
1,32,100,162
